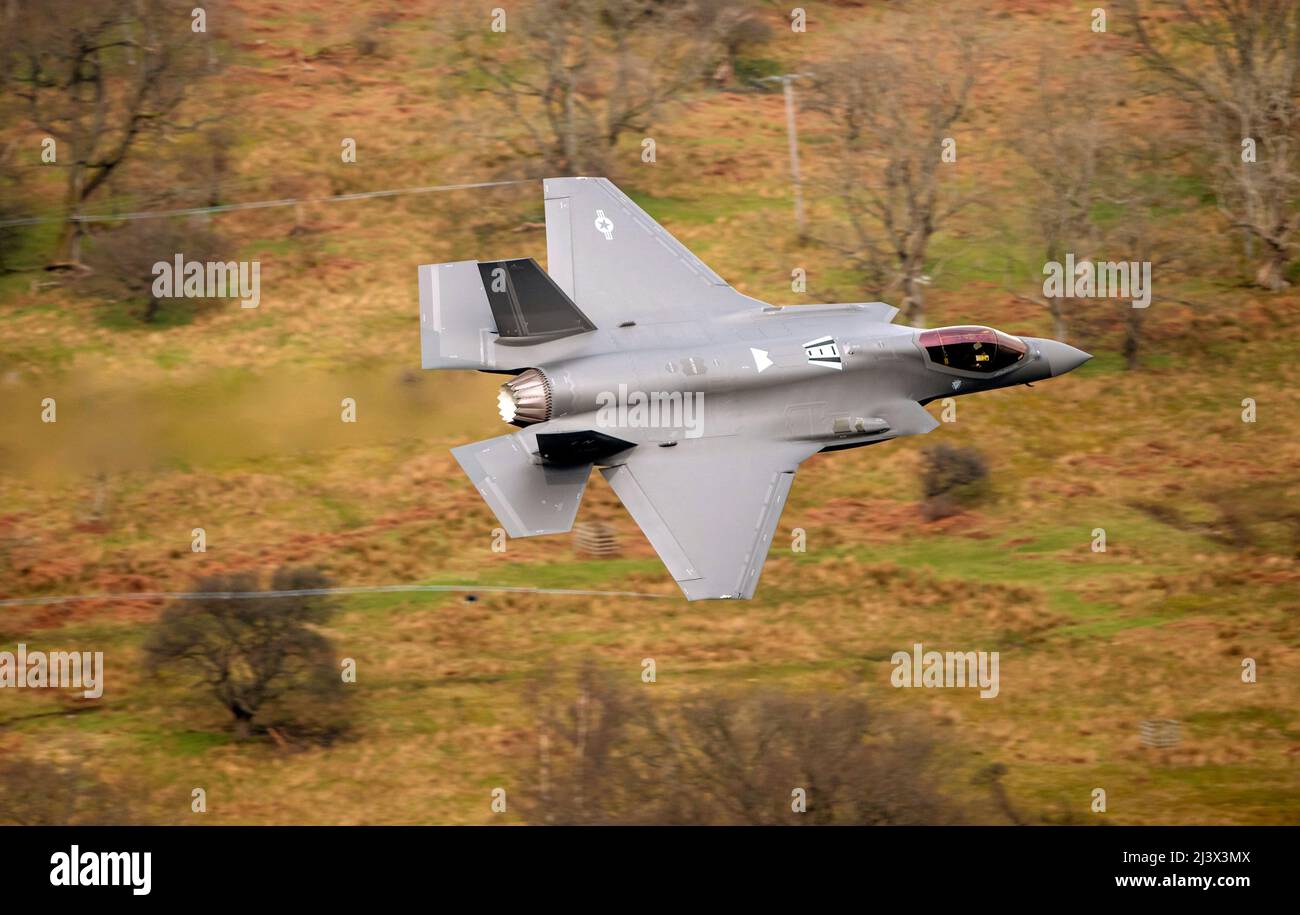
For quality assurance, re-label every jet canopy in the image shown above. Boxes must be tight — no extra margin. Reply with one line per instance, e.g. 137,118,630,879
919,326,1027,373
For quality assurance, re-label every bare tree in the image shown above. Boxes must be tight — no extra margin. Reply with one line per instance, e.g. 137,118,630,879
462,0,729,174
699,0,773,86
807,14,982,326
1008,37,1196,369
519,664,971,825
1124,0,1300,290
144,567,345,741
0,144,27,274
3,0,218,264
1101,136,1197,369
1007,43,1119,343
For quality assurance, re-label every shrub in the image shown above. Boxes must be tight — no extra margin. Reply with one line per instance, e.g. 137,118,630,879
919,444,990,520
144,566,348,742
77,218,231,324
0,757,138,825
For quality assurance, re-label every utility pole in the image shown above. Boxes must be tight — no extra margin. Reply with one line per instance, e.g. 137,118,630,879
756,73,812,239
782,76,805,238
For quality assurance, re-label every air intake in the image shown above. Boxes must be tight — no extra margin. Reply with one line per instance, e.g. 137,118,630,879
498,368,552,426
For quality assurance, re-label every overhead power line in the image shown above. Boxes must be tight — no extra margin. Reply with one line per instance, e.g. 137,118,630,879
0,178,538,229
0,582,670,608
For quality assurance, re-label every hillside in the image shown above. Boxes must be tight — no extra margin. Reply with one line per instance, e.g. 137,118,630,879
0,0,1297,825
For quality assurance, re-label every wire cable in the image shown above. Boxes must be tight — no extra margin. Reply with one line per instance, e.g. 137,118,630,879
0,177,538,228
0,582,672,608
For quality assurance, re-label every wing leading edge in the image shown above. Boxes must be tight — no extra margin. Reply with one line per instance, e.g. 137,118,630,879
601,437,817,600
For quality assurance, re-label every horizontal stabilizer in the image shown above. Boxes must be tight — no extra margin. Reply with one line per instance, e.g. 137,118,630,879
451,434,590,537
419,261,499,370
419,258,594,370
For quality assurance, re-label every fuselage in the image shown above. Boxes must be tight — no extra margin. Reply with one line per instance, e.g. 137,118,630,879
497,303,1090,458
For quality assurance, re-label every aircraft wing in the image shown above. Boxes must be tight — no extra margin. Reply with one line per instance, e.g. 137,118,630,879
544,177,759,327
600,437,817,600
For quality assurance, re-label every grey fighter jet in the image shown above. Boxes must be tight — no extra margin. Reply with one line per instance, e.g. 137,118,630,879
419,177,1089,600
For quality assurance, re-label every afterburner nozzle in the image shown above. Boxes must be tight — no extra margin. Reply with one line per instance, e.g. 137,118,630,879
498,368,552,427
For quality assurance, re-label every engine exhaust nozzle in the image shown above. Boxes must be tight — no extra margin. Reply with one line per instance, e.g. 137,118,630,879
498,368,552,426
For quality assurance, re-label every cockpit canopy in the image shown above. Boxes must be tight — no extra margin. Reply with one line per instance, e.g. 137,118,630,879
918,326,1028,373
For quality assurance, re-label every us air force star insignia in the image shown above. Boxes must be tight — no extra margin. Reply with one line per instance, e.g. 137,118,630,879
803,336,843,370
751,347,773,373
594,209,614,240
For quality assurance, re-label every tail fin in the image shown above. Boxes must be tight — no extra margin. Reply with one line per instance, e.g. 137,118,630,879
451,433,590,537
542,177,753,326
419,258,594,370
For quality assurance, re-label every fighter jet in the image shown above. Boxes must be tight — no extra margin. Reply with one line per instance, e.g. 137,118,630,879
419,177,1090,600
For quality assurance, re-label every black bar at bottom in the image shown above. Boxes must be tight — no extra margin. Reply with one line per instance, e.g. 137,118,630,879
1,825,1286,899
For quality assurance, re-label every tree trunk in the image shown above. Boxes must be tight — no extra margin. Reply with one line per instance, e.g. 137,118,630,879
1123,305,1143,371
1048,297,1068,343
53,163,87,264
232,707,254,740
901,271,925,327
1255,241,1290,291
561,81,579,174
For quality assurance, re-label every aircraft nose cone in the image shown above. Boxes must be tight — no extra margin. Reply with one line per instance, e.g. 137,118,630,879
1038,339,1092,377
